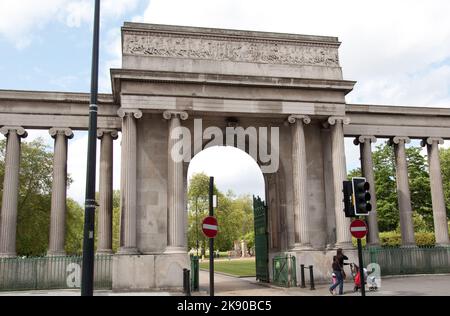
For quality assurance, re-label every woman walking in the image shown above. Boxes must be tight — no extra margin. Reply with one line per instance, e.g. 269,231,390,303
329,248,349,295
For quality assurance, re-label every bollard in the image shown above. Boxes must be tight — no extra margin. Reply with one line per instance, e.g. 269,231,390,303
309,265,315,290
183,268,191,296
300,264,306,288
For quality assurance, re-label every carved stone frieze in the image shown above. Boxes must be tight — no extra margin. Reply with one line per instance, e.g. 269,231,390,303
123,33,340,67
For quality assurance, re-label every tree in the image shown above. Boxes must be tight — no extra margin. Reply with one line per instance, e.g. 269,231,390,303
0,138,84,256
187,172,254,253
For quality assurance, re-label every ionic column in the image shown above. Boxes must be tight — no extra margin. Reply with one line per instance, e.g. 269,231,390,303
421,137,450,246
354,136,380,247
96,129,118,254
388,136,415,247
48,127,73,256
288,115,312,250
117,109,142,254
328,117,353,248
0,126,27,258
163,110,189,253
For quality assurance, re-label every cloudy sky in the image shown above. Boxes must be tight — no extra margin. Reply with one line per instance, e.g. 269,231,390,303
1,0,449,204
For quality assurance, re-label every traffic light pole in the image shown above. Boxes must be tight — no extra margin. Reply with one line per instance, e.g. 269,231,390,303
357,237,366,297
209,177,214,297
81,0,100,297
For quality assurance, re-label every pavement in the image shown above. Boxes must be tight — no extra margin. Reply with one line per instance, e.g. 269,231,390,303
0,272,449,296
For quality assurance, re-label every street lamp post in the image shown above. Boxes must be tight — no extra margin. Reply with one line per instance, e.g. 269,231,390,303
81,0,100,297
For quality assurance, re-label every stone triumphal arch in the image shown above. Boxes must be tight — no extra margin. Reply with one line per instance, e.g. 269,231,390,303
0,23,449,291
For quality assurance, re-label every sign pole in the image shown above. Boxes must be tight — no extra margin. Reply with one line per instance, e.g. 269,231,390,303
357,237,366,297
209,176,214,297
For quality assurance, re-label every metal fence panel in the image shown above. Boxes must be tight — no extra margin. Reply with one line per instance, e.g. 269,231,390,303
272,255,296,287
0,255,112,291
363,246,450,276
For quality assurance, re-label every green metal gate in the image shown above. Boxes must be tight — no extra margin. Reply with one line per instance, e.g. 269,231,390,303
253,195,269,282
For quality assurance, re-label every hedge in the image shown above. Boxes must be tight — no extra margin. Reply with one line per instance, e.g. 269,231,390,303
352,231,436,247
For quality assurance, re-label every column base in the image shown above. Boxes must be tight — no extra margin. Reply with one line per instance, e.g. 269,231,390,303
0,252,17,258
117,247,139,255
96,249,114,255
291,243,314,251
334,242,354,250
47,250,66,257
164,246,187,254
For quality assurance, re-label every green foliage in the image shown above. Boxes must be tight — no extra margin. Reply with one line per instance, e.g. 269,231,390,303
187,173,254,252
378,231,435,247
353,231,436,247
65,198,84,255
0,138,83,256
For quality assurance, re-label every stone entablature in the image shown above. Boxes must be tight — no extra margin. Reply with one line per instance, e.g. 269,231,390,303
121,23,344,81
123,23,340,68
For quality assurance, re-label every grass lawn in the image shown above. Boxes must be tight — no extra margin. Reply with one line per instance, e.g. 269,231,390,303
199,258,256,277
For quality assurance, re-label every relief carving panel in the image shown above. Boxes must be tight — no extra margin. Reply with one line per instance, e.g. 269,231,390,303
123,33,340,67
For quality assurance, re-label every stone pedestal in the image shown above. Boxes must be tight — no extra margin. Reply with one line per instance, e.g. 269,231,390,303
112,253,189,291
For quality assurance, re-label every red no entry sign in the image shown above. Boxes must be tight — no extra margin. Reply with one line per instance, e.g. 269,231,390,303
202,216,218,238
350,219,368,239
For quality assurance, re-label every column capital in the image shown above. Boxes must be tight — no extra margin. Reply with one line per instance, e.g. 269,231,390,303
0,126,27,138
420,137,444,147
327,116,350,126
353,135,377,146
388,136,411,146
117,108,143,119
49,127,73,139
97,129,119,140
287,115,311,124
163,110,189,120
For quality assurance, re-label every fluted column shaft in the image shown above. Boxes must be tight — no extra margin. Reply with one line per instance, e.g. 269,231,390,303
354,136,380,247
0,127,27,258
328,117,353,248
48,128,73,256
164,110,189,253
97,130,118,254
389,136,415,246
117,109,142,254
289,115,312,249
422,138,449,246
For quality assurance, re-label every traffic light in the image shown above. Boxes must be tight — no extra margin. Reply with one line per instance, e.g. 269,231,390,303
352,177,372,215
342,180,355,217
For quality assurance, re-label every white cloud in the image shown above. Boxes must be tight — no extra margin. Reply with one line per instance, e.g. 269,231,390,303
188,146,265,199
138,0,450,107
0,0,141,48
